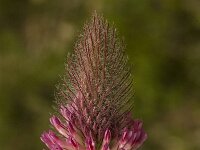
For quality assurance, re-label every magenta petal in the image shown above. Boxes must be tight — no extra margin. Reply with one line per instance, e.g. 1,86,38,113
40,131,63,150
50,116,68,137
104,129,111,143
86,136,95,150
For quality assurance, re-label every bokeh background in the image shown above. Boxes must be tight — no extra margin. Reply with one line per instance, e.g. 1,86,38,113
0,0,200,149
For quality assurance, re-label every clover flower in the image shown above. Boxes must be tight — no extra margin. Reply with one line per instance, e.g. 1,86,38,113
41,12,147,150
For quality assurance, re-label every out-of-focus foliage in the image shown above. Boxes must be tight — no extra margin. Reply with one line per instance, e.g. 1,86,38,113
0,0,200,149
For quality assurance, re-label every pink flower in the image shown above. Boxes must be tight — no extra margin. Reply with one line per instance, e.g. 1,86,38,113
41,12,147,150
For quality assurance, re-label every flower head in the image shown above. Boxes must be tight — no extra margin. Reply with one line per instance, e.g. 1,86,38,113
41,12,147,150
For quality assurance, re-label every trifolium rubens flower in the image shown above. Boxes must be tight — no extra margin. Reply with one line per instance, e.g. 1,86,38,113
41,12,147,150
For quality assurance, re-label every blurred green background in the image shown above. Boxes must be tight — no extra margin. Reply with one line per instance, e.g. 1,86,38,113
0,0,200,149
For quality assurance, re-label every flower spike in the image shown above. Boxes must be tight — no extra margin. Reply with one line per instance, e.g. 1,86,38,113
41,12,147,150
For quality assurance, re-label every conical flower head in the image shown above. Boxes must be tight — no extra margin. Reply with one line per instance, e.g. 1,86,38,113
41,12,147,150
